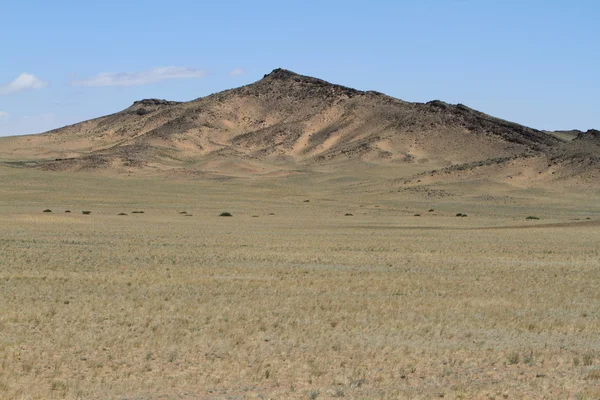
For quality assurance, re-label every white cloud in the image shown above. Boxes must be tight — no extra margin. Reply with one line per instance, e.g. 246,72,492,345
72,67,208,87
0,73,47,95
229,68,245,76
0,111,9,121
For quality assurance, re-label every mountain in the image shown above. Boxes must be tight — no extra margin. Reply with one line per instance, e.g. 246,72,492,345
0,68,596,186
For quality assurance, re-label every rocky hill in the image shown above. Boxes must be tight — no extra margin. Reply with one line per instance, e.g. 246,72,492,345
0,68,597,186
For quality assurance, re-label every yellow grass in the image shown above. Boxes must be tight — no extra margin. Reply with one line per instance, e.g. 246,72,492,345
0,166,599,399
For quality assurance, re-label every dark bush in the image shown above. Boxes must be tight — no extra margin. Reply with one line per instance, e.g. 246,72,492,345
428,209,435,212
43,209,52,213
414,214,421,217
526,216,540,220
131,211,145,214
65,210,71,213
345,213,353,216
219,212,233,217
456,213,463,217
118,213,127,216
82,211,91,215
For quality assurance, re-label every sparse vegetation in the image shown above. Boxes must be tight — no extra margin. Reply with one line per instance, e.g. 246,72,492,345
526,216,540,220
219,212,233,217
523,351,535,366
586,370,600,380
0,170,598,399
345,213,353,216
43,209,52,213
81,210,91,215
456,213,463,217
118,213,127,216
131,211,145,214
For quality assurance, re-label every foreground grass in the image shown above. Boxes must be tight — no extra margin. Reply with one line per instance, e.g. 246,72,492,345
0,169,599,399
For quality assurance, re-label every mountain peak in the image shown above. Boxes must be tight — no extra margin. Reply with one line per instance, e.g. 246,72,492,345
263,68,301,80
132,99,180,107
260,68,335,86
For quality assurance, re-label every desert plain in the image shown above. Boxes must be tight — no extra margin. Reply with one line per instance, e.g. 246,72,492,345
1,161,599,399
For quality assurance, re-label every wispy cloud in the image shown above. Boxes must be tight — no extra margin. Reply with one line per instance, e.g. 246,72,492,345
0,73,47,95
0,111,9,120
229,68,245,76
72,67,208,87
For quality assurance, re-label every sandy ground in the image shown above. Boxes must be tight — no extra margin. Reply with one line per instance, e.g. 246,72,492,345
1,166,600,399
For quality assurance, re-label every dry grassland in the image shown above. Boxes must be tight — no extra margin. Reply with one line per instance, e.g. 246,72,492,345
1,167,600,399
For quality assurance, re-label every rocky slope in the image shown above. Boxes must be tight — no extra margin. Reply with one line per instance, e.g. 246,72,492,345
1,68,597,186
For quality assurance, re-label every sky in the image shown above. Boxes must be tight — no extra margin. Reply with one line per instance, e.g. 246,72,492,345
0,0,598,136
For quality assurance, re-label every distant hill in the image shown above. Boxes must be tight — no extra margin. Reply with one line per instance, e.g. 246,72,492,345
0,68,597,187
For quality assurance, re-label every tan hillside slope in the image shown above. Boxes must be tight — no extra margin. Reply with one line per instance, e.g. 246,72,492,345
2,68,593,185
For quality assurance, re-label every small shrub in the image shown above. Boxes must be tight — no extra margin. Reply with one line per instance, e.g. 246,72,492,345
583,353,594,366
82,211,91,215
304,200,310,203
51,381,67,391
526,216,540,220
132,211,145,214
507,352,519,365
308,390,319,400
462,214,468,217
456,213,463,217
252,215,259,218
345,213,353,216
185,214,193,217
268,213,275,215
414,214,421,217
428,209,435,212
349,378,365,388
523,351,535,366
117,213,127,216
65,210,71,213
333,388,345,397
219,212,233,217
43,209,52,213
179,211,187,214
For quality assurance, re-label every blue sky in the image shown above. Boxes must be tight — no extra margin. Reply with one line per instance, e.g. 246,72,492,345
0,0,598,136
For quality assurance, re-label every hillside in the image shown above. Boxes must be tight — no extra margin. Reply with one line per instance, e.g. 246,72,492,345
1,68,597,186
